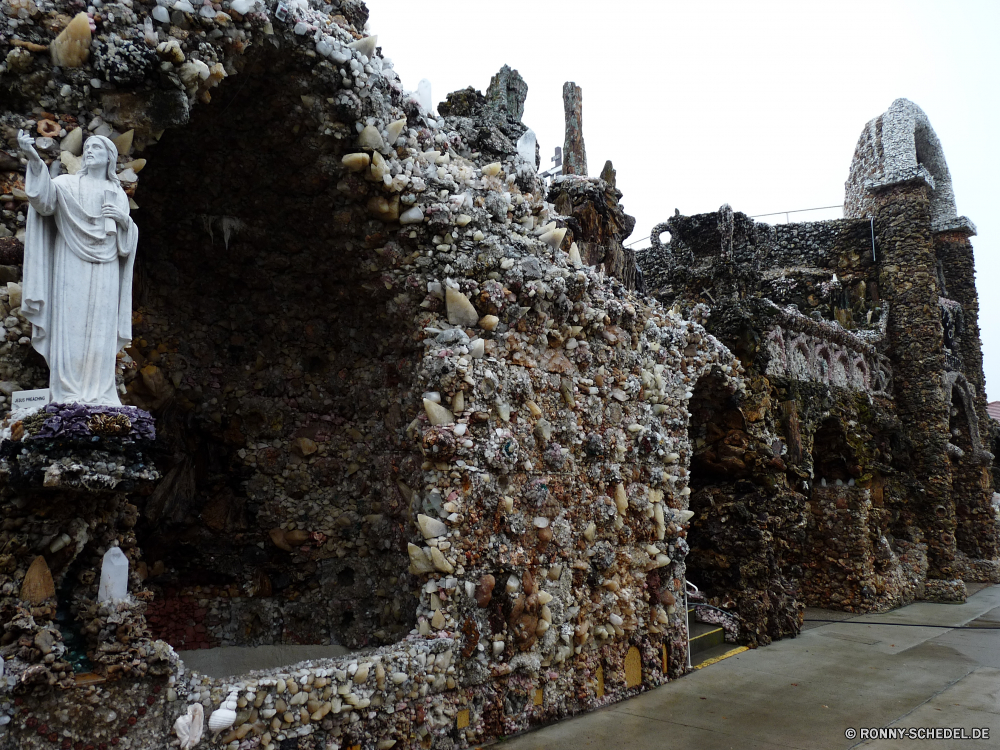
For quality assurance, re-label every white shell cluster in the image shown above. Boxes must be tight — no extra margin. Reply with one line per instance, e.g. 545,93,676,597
208,689,238,733
173,703,204,750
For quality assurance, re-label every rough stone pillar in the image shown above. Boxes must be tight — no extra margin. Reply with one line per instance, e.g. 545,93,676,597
935,225,998,562
872,181,955,578
562,82,587,176
485,64,527,122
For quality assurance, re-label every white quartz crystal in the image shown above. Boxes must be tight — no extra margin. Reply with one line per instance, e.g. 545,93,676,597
98,547,129,602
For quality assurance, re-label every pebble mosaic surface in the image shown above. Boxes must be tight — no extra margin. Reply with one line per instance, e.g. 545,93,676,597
0,2,996,749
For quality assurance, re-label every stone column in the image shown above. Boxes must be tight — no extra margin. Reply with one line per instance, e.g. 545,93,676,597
562,82,587,177
872,180,955,579
935,224,998,562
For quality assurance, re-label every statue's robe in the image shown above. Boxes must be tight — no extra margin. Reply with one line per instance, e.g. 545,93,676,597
22,164,138,405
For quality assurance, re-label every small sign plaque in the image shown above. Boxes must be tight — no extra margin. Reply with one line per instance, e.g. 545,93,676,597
12,388,51,410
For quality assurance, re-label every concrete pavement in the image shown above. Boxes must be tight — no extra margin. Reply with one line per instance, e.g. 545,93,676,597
499,585,1000,750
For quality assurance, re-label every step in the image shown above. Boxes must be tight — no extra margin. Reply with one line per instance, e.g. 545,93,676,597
692,643,748,669
688,621,725,655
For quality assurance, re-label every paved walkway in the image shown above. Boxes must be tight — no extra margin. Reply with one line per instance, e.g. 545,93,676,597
500,585,1000,750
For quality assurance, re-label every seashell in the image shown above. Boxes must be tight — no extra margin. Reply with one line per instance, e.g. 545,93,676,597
348,35,377,59
385,118,407,145
208,690,238,733
36,119,60,137
174,703,204,750
50,13,92,68
21,556,55,604
473,230,485,241
478,314,499,331
269,528,292,552
455,214,472,227
87,412,131,436
155,40,185,64
482,162,502,177
284,529,310,545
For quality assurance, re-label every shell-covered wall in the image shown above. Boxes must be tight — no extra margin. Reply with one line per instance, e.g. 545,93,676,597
0,1,747,748
638,99,999,627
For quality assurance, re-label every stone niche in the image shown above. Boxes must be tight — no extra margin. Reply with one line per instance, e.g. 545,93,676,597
129,42,423,653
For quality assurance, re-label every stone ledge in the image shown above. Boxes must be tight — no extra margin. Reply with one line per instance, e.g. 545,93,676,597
864,164,935,193
0,403,158,492
932,215,977,237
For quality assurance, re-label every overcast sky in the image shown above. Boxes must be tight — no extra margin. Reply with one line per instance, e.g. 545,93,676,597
370,0,1000,400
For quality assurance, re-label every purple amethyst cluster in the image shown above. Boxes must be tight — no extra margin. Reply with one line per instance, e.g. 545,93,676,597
29,403,156,442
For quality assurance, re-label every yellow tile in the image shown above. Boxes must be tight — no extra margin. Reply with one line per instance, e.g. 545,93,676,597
533,688,543,706
456,709,470,729
624,645,642,688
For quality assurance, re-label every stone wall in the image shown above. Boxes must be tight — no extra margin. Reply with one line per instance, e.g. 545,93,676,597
0,3,996,748
0,1,749,748
637,98,999,628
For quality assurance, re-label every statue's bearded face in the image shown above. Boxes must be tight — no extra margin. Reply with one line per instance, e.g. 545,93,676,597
83,139,112,170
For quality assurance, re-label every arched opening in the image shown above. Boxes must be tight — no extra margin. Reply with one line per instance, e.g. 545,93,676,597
812,417,860,486
684,370,804,645
800,417,901,611
127,44,422,666
913,120,957,225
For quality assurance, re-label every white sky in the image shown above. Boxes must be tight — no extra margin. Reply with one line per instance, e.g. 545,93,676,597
369,0,1000,399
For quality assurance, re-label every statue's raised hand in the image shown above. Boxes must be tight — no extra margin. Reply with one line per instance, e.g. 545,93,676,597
17,129,42,167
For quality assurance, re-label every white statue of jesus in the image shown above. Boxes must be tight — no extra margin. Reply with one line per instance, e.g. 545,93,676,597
17,130,138,406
